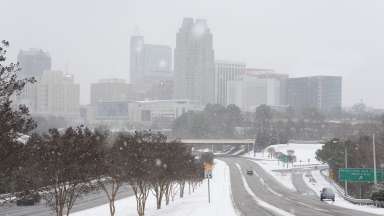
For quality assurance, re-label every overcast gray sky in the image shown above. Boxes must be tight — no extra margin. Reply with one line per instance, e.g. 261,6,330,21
2,0,384,107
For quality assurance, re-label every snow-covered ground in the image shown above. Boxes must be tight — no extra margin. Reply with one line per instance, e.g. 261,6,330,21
252,160,296,191
304,169,384,215
263,143,324,166
71,159,237,216
242,143,325,191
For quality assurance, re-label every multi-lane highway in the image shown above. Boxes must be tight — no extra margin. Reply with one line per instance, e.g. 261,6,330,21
221,157,376,216
0,185,132,216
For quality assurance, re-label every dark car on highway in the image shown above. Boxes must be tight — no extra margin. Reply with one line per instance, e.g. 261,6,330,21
320,187,335,202
16,192,41,206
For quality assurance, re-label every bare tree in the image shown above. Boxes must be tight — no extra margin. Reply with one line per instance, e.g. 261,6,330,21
149,134,169,209
113,131,155,216
95,131,125,216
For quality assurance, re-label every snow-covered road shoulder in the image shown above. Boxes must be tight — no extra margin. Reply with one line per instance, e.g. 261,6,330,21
71,159,237,216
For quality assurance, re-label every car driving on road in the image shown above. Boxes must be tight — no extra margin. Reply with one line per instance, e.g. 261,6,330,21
16,192,41,206
320,187,335,202
246,169,253,175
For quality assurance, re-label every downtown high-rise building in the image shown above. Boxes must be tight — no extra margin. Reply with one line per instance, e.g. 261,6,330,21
215,60,246,106
18,49,52,79
16,49,52,112
174,18,215,105
130,35,172,96
130,35,145,84
287,76,342,112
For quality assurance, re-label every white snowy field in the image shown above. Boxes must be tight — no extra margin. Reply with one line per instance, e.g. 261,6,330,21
264,143,324,166
303,169,384,215
71,159,238,216
242,143,326,191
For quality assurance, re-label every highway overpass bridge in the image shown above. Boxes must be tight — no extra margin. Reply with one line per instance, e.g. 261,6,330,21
178,139,255,145
176,138,256,152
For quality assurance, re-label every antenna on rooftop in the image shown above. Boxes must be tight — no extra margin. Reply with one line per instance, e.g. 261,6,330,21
65,61,69,74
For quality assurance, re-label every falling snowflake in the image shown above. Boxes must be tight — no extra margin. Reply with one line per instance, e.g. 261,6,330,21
155,159,162,166
192,22,207,38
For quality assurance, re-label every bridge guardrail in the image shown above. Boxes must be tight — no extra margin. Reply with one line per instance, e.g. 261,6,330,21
319,168,383,206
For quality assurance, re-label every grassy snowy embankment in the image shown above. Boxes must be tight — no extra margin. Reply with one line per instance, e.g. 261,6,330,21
71,159,237,216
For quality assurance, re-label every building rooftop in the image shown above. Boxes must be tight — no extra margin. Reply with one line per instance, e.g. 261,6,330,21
97,79,127,83
18,48,50,57
245,68,288,79
215,60,246,65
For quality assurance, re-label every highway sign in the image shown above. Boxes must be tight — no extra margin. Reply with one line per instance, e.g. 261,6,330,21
204,162,213,179
339,168,384,182
278,154,288,163
204,170,212,179
204,162,213,171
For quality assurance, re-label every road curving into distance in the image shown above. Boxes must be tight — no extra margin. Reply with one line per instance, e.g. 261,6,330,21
220,157,378,216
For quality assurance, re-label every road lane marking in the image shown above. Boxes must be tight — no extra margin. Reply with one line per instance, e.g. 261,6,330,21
235,163,296,216
252,169,284,197
247,160,332,214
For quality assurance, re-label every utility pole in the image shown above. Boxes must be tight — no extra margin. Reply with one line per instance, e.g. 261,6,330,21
373,133,377,185
344,140,348,196
208,177,211,203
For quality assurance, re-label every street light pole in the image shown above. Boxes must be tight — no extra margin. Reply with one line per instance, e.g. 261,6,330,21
373,133,377,185
344,140,348,196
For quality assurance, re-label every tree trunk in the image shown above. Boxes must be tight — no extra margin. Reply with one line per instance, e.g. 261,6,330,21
179,181,185,198
165,183,171,205
132,182,149,216
109,199,116,216
156,193,163,209
100,178,121,216
152,182,165,209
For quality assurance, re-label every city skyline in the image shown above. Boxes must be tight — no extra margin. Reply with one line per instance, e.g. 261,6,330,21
2,0,384,107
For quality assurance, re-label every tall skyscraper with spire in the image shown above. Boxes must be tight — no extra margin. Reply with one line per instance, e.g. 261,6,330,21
174,18,215,105
130,35,145,84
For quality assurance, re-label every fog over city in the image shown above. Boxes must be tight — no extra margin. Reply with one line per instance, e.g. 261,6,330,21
4,1,384,216
2,0,384,107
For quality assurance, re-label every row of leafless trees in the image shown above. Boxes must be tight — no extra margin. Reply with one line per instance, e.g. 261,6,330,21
14,128,205,216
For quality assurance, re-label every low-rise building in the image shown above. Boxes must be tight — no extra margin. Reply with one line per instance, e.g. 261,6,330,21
90,79,137,105
87,99,202,129
227,69,288,111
